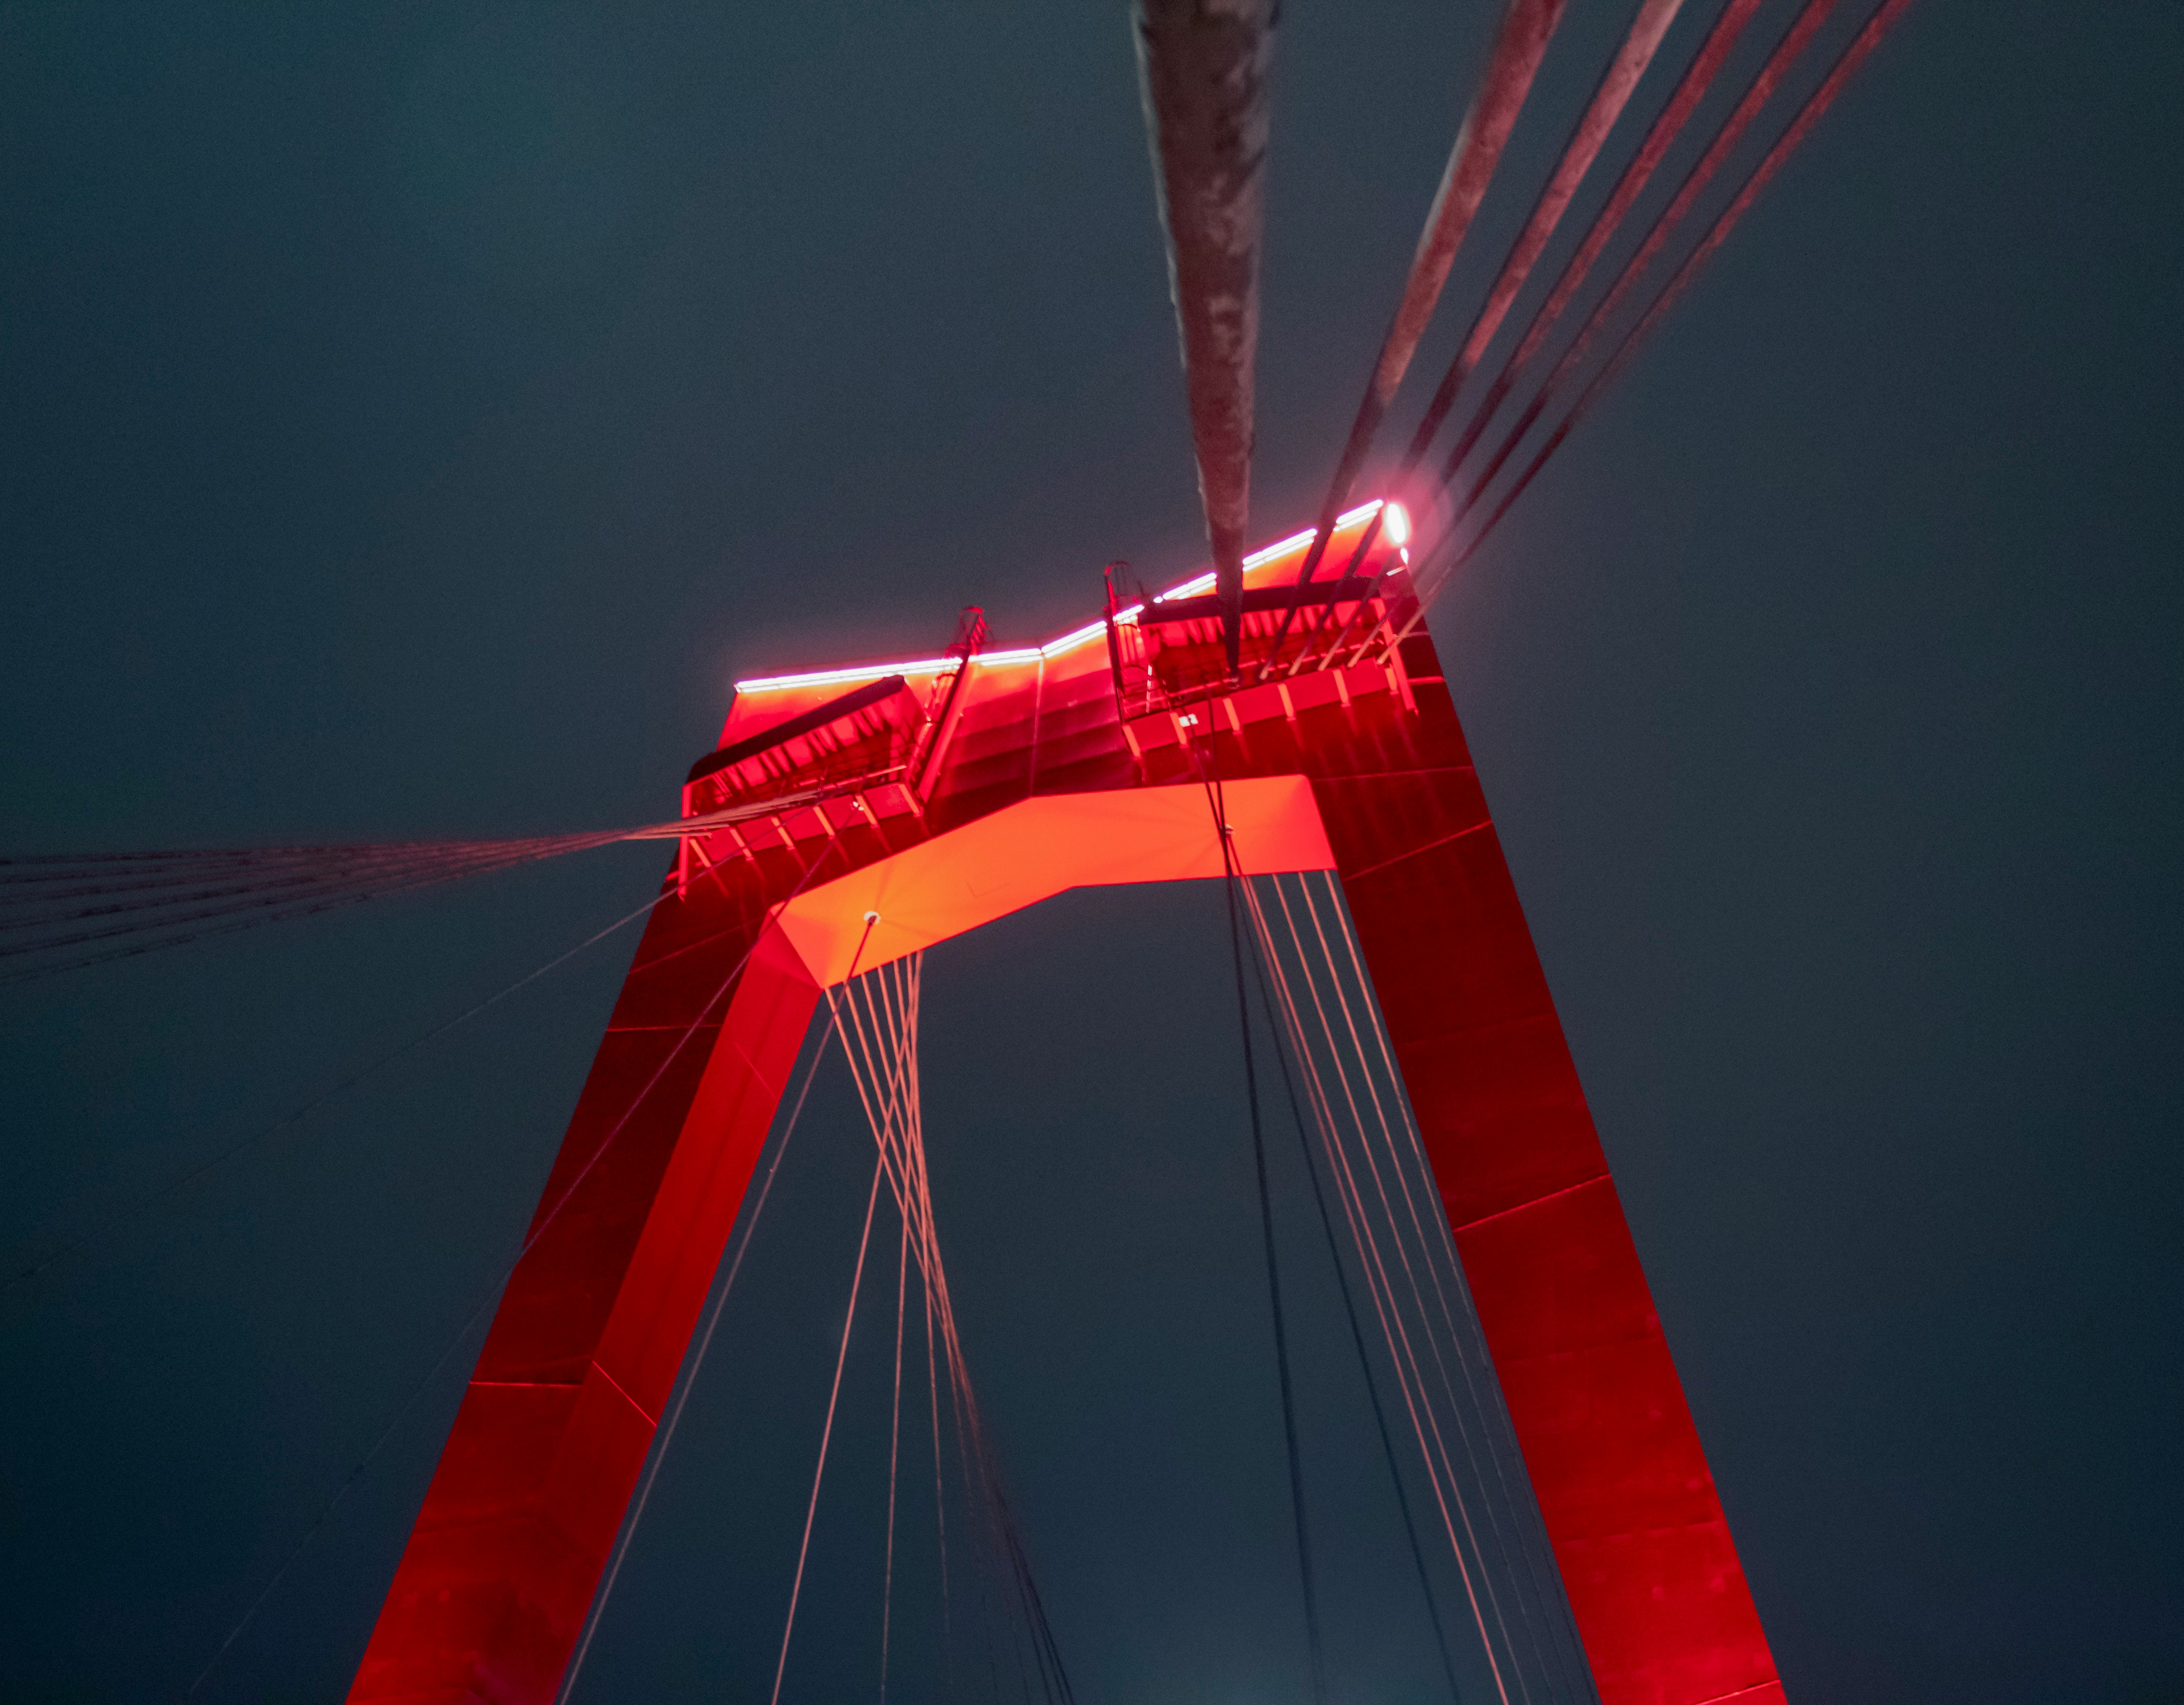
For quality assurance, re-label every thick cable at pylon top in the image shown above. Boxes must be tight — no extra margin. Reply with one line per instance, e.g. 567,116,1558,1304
1432,0,1848,523
1391,0,1922,652
1289,0,1698,673
1261,0,1568,673
1417,0,1768,501
1527,0,1850,422
1392,0,1691,489
1134,0,1277,667
1310,0,1914,673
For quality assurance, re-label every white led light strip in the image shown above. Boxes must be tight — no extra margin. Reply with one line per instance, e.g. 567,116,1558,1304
733,499,1390,694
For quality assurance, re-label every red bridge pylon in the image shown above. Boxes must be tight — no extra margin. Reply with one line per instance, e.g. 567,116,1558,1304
349,501,1784,1705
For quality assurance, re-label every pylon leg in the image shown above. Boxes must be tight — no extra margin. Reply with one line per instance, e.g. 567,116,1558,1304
346,785,1329,1703
1310,696,1785,1705
345,901,819,1703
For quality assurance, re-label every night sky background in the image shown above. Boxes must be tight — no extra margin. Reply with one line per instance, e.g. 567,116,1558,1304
3,3,2180,1701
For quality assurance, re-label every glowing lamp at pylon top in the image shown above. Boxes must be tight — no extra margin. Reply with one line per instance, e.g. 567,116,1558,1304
1381,499,1411,548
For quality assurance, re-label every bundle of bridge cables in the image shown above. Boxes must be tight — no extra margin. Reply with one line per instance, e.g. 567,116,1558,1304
0,824,694,985
11,0,1924,988
1255,0,1919,668
0,761,869,989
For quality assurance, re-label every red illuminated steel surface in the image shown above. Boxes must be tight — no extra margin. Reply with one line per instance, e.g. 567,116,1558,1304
348,516,1783,1705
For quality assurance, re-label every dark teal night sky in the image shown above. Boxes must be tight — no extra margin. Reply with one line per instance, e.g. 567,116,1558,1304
3,4,2178,1700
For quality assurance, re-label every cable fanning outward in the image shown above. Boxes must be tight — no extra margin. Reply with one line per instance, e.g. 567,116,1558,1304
1305,874,1597,1697
129,819,1068,1701
1241,868,1605,1705
1234,892,1471,1703
1245,874,1521,1705
797,951,1073,1705
183,831,863,1698
1411,0,1769,513
5,882,675,1301
1242,0,1918,674
1210,768,1330,1705
1189,711,1587,1701
558,1003,837,1700
1259,0,1571,676
0,792,827,983
565,941,1070,1704
1386,0,1921,656
0,833,635,982
1433,0,1848,531
1284,0,1696,675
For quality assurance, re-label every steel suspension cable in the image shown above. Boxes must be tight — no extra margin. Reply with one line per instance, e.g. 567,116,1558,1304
1261,0,1570,674
182,831,859,1697
2,787,846,984
1414,0,1691,465
1518,0,1849,423
924,1229,954,1697
559,1009,838,1700
840,964,956,1694
1435,0,1845,530
190,921,749,1698
881,1215,909,1704
7,882,671,1299
1424,0,1769,499
1282,875,1473,1360
1326,0,1887,679
0,844,541,921
1390,0,1918,652
1233,876,1467,1704
0,830,630,929
769,1144,889,1705
1289,871,1595,1698
1302,873,1581,1589
1245,863,1607,1702
1195,758,1328,1703
830,955,1069,1703
889,1016,1059,1705
936,1296,1007,1703
1286,0,1692,674
1279,870,1584,1697
871,956,987,1696
1307,0,1770,675
914,1041,1072,1705
831,967,991,1695
1258,872,1568,1702
1229,822,1328,1705
0,837,622,983
1237,874,1522,1705
846,961,921,1700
